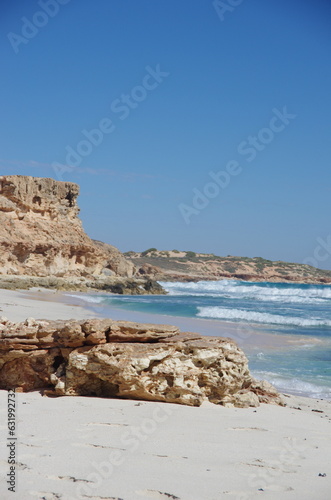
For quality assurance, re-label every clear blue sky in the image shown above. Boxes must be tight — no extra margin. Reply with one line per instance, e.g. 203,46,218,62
1,0,331,268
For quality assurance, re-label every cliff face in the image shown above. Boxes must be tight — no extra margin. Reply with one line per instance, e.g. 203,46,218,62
0,175,135,278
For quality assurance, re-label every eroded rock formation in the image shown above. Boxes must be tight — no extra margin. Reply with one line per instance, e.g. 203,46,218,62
0,175,135,279
0,317,283,408
0,274,165,294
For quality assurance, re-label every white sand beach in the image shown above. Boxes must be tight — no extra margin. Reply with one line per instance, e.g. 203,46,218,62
0,289,331,500
0,289,99,323
0,390,330,500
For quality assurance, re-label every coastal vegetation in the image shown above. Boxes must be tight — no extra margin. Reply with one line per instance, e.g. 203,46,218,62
125,248,331,284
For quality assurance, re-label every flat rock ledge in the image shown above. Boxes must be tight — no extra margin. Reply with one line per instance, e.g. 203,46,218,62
0,275,165,294
0,317,284,408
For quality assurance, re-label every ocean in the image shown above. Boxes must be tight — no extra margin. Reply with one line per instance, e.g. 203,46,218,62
67,280,331,400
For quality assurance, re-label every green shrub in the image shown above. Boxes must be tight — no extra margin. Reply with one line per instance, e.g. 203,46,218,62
185,251,197,259
224,265,237,273
141,247,157,257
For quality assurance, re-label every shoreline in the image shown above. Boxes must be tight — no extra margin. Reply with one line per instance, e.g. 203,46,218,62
1,288,330,402
1,288,331,499
0,288,103,323
35,289,327,351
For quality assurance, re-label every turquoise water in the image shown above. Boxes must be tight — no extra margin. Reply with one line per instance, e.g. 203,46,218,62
68,280,331,399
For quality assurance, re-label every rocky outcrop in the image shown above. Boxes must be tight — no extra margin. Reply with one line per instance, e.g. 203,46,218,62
126,249,331,284
0,317,283,408
0,175,135,279
0,275,165,294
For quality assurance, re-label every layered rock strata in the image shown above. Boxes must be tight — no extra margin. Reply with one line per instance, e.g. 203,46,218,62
0,175,134,278
0,317,283,408
0,275,164,294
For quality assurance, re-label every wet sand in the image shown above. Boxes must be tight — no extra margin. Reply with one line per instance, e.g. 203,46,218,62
23,288,325,355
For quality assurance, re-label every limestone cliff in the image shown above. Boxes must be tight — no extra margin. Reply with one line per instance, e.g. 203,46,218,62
0,175,135,279
0,316,283,408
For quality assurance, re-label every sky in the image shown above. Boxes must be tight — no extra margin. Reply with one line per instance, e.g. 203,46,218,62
1,0,331,268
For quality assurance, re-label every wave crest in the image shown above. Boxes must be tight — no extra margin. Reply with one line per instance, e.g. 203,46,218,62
196,306,331,327
160,280,331,304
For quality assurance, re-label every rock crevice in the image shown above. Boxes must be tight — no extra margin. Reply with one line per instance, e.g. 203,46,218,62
0,317,283,408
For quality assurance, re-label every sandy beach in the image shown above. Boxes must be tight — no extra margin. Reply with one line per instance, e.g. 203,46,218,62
17,288,326,355
0,289,99,323
2,0,331,497
0,288,331,500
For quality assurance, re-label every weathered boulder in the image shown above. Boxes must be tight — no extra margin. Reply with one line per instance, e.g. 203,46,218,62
64,336,252,406
0,317,284,408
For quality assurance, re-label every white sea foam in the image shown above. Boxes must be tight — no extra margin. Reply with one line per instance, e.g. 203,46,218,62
251,370,331,399
66,294,104,304
160,280,331,304
196,306,331,327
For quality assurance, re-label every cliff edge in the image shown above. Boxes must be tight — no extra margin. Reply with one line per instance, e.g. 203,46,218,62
0,175,135,279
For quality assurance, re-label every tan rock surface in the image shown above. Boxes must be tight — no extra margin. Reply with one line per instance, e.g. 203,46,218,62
0,175,135,278
0,317,283,407
64,336,252,406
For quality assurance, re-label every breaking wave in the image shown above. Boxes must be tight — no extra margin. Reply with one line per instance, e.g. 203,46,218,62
66,294,104,304
251,370,331,399
161,280,331,304
196,306,331,327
